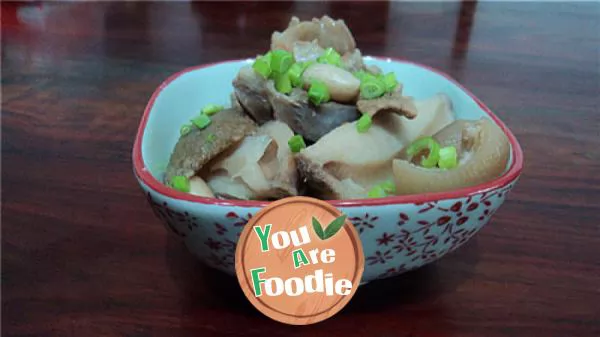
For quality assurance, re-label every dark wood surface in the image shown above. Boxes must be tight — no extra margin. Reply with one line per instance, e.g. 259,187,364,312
2,2,599,336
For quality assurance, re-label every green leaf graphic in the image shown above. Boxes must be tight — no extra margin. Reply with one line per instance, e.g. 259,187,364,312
312,217,325,240
323,215,348,239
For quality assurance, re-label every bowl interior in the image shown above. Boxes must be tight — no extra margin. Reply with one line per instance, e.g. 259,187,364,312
139,57,514,183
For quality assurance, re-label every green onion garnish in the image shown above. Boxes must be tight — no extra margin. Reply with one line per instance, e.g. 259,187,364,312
170,176,190,193
287,62,313,87
287,62,309,87
354,71,377,82
438,146,458,169
317,47,342,67
406,137,441,169
206,133,217,143
264,51,273,63
287,63,304,87
201,104,224,116
191,115,212,130
274,72,293,94
252,54,271,78
308,80,330,105
379,180,396,194
353,71,367,81
180,124,192,136
270,49,294,75
382,72,398,92
288,135,306,153
368,185,387,198
356,114,372,133
360,79,386,99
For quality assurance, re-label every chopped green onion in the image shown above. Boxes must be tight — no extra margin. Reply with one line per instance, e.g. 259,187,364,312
317,47,342,67
288,61,314,88
356,114,372,133
354,71,377,82
201,104,224,116
274,72,293,94
308,80,330,105
360,79,386,99
191,114,212,130
264,51,273,62
206,133,217,143
180,124,192,136
170,176,190,193
288,61,315,87
270,49,294,75
438,146,458,169
287,63,304,87
368,185,387,198
288,135,306,153
406,137,441,168
353,71,366,81
379,180,396,194
252,54,271,78
382,72,398,92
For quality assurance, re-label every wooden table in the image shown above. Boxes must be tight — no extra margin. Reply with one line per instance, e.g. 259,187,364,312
2,2,599,336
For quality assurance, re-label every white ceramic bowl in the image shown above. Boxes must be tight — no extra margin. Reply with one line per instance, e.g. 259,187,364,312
133,57,523,284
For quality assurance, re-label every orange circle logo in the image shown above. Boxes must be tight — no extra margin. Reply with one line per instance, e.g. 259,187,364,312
235,196,365,325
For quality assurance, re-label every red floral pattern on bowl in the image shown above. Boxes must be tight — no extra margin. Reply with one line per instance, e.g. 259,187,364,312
141,182,516,283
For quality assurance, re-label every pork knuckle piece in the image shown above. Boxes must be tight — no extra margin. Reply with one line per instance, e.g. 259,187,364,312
232,65,273,124
393,118,510,195
294,40,365,72
266,81,360,143
357,95,418,119
165,107,257,184
292,40,325,63
342,49,366,73
271,16,356,55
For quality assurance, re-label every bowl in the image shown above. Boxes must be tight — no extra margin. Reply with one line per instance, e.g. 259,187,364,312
132,57,523,284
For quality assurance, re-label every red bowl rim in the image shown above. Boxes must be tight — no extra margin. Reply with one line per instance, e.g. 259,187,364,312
132,56,523,208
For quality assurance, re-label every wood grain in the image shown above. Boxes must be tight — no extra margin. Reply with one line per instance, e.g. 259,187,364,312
2,1,599,336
